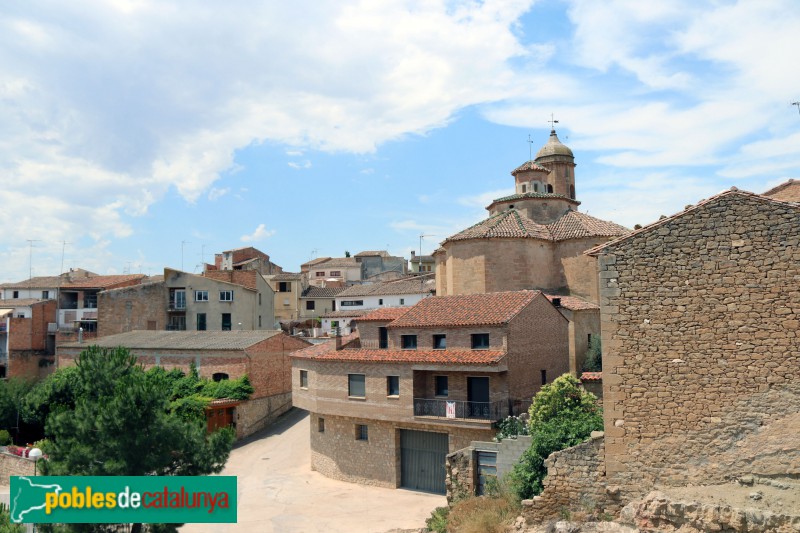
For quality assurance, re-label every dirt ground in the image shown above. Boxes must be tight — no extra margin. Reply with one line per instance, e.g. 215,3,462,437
658,478,800,516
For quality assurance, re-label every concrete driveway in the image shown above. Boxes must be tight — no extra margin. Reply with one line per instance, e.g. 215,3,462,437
182,408,444,533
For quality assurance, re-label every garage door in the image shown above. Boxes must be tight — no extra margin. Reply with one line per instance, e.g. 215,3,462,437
400,429,449,494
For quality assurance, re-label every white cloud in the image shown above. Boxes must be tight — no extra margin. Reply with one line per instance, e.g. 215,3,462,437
240,224,276,243
457,188,513,208
287,160,312,169
207,187,230,201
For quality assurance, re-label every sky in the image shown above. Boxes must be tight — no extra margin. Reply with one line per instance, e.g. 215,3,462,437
1,0,799,282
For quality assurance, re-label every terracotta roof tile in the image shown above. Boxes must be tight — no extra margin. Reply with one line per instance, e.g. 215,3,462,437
301,286,346,298
580,371,602,382
293,341,506,365
547,210,629,241
489,191,577,206
762,179,800,202
355,250,390,257
336,275,435,297
63,274,146,289
511,160,550,174
447,210,552,241
544,294,599,311
267,272,302,281
357,307,411,322
58,330,287,350
389,290,540,328
0,298,51,308
320,310,367,318
310,258,359,268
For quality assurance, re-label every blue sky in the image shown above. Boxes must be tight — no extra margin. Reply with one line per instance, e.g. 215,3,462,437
1,0,799,282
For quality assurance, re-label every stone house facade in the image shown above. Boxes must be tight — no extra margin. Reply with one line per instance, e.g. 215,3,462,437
209,246,283,275
57,330,310,438
522,187,800,521
292,290,569,493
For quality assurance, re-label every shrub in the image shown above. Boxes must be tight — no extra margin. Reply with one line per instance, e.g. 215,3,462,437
495,414,529,441
582,336,602,372
426,506,450,533
446,494,520,533
0,429,11,446
509,374,603,500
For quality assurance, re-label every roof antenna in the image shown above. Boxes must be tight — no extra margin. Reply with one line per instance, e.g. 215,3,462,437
527,134,535,162
793,101,800,115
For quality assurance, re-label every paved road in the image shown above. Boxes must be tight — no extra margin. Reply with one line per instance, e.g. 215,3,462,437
182,408,444,533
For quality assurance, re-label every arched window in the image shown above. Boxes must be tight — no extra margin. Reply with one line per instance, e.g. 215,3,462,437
213,372,229,382
570,185,575,199
547,184,554,193
533,183,539,192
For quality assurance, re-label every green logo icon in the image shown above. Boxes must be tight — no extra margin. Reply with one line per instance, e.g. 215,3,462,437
10,476,237,524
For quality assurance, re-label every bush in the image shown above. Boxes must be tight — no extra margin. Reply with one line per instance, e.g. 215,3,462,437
509,374,603,500
495,414,529,441
0,429,11,446
582,336,602,372
426,506,450,533
445,493,520,533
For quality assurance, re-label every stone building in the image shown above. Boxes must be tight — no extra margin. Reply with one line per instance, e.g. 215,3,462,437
292,290,569,493
435,129,628,303
522,187,800,521
0,299,57,379
264,272,305,322
208,246,283,275
57,330,310,439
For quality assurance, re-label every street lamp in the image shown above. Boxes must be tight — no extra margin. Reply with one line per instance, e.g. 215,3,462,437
29,447,42,476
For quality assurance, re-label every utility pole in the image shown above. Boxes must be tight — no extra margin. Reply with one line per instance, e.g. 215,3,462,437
26,239,41,293
418,234,436,273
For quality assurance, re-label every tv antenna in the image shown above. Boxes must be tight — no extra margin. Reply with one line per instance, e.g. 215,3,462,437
527,134,535,162
793,101,800,115
26,239,41,289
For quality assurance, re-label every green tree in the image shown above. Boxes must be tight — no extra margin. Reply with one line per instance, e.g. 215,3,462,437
0,378,34,442
0,502,25,533
582,336,602,372
40,346,234,478
510,374,603,499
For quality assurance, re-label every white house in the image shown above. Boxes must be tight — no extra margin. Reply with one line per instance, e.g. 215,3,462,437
333,274,435,312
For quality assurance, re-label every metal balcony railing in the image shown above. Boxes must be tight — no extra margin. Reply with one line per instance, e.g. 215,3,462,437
413,398,509,421
168,302,186,311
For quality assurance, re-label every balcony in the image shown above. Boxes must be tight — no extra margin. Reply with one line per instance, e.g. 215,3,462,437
413,398,510,422
167,302,186,311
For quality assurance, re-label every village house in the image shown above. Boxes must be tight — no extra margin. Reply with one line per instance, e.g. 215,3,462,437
97,267,275,335
301,251,408,288
518,185,800,523
333,273,436,312
57,330,310,439
292,289,569,494
299,286,345,322
263,272,304,323
409,251,435,273
0,299,57,379
206,246,283,275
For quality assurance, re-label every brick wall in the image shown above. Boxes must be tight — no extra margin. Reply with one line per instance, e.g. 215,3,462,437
0,451,36,485
506,295,569,400
236,392,292,438
595,192,800,498
98,282,168,336
202,270,258,290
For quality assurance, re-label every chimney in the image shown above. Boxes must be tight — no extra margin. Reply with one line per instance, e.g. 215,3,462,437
552,297,561,308
334,328,343,351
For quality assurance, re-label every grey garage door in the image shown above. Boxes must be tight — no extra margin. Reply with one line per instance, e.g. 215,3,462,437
400,429,449,494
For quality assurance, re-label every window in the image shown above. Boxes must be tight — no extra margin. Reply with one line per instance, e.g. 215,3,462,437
213,372,229,382
588,333,592,345
221,313,232,331
547,184,554,193
533,183,539,192
12,291,18,298
348,373,366,398
399,298,405,305
471,333,490,349
283,298,290,306
278,282,291,292
378,327,388,349
84,292,98,308
570,185,575,199
306,300,315,311
541,369,547,385
387,376,400,397
173,290,186,309
521,184,527,193
300,370,308,389
219,290,234,302
259,293,262,305
195,290,209,302
42,290,49,299
341,300,364,307
329,270,341,277
378,298,383,305
433,334,446,350
355,424,368,441
435,376,449,397
318,417,325,433
401,335,417,349
196,313,207,331
315,271,325,277
258,315,262,327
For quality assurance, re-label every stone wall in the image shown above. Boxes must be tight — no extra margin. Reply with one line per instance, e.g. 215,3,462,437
98,282,168,336
236,392,292,439
0,451,36,485
523,433,618,521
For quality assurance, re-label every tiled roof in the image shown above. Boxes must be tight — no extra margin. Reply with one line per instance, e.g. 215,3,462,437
357,307,411,322
580,371,602,382
0,269,138,290
65,274,146,289
59,330,283,350
548,210,630,241
762,179,800,202
321,310,367,318
410,255,434,263
292,339,506,365
0,298,51,308
445,209,629,244
389,290,541,328
336,275,435,297
544,294,599,311
446,210,552,241
301,257,331,268
585,188,800,256
511,160,550,174
490,191,577,204
311,258,360,268
301,286,346,298
355,250,389,257
267,272,302,281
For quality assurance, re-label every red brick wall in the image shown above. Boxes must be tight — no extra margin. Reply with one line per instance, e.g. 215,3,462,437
246,334,310,398
202,270,258,290
506,294,570,400
8,301,56,351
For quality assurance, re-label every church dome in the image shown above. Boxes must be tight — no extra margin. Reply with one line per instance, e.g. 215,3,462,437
536,129,574,159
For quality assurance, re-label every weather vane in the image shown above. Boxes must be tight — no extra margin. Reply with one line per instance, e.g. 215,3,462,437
548,113,559,131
